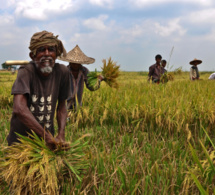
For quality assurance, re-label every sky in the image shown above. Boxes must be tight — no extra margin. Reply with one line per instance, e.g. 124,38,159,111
1,0,215,71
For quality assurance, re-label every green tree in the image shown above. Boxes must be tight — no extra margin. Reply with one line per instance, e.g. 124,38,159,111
1,63,7,69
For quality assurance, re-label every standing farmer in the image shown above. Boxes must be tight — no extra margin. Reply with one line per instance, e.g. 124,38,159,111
148,54,164,83
161,59,167,74
7,30,71,149
189,58,202,80
58,45,103,110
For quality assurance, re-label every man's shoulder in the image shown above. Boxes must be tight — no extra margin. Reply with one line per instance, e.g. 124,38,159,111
149,63,156,68
190,66,197,69
19,62,35,72
83,66,89,71
55,63,70,73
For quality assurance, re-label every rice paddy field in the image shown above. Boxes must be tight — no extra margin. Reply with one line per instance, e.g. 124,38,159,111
1,70,215,194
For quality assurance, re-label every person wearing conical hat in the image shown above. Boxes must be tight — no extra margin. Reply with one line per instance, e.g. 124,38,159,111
189,58,202,80
58,45,103,110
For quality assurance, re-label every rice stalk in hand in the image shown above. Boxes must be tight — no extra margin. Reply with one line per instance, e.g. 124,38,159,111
101,57,120,88
87,69,100,89
0,131,90,195
87,57,120,89
160,72,174,83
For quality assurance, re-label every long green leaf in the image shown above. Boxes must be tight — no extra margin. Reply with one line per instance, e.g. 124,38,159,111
190,172,208,195
199,140,215,174
189,142,204,174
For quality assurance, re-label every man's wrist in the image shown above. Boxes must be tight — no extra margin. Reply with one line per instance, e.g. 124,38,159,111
57,130,65,138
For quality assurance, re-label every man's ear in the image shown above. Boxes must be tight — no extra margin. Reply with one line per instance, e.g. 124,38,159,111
29,52,35,60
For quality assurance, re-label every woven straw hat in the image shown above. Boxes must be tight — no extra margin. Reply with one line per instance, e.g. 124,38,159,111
58,45,95,64
189,58,202,65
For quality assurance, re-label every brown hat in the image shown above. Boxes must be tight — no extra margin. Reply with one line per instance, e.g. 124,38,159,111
189,58,202,65
58,45,95,64
29,30,66,57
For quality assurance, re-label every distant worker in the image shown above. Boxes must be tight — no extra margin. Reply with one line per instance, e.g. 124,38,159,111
11,67,15,75
148,54,164,83
208,72,215,80
161,59,167,74
189,58,202,80
58,45,103,110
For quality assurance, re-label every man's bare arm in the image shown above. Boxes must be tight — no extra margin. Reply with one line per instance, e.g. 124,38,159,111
56,100,68,141
13,94,54,144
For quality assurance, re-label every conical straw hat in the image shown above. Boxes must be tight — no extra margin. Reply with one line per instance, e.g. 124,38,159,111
189,58,202,65
58,45,95,64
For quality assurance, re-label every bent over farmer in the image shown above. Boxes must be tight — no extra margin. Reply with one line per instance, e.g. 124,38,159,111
58,45,103,110
7,30,71,149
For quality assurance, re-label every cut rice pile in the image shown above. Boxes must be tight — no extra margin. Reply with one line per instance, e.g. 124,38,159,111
0,132,90,195
160,72,174,83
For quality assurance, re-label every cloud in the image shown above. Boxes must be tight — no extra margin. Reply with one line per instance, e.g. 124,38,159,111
13,0,73,20
0,14,14,26
118,24,146,44
188,9,215,24
155,18,186,37
130,0,213,7
83,15,109,31
89,0,113,8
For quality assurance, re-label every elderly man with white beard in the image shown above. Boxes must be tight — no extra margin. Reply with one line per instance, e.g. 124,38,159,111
7,30,71,150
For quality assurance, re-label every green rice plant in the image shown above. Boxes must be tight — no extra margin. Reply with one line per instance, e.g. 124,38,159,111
174,67,183,75
2,71,215,194
87,57,120,89
184,128,215,194
0,131,90,195
87,69,100,89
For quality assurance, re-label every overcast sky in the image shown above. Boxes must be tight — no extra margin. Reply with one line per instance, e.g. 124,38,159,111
1,0,215,71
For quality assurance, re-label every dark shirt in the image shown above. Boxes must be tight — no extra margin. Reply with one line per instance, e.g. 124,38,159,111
148,63,164,81
67,65,100,110
7,62,71,145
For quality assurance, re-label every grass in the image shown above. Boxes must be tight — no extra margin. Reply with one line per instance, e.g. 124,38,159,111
0,70,215,194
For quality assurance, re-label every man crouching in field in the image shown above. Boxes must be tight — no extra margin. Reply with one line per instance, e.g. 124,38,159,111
7,30,71,150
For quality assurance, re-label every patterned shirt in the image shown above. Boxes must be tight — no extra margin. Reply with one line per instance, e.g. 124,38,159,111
7,62,71,145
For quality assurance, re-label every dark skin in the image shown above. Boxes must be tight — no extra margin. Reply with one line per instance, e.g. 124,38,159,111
162,62,166,68
156,57,162,67
148,57,162,82
69,63,82,79
69,62,103,80
13,46,68,150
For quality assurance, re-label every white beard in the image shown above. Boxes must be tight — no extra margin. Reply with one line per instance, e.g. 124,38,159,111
40,66,53,74
35,57,54,74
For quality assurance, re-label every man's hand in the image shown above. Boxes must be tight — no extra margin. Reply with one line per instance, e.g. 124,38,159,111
98,75,104,81
55,134,70,151
45,134,57,150
55,133,65,142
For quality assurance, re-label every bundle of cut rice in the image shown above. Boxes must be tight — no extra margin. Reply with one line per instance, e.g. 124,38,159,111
87,69,100,89
160,72,174,83
0,131,90,195
87,57,120,89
